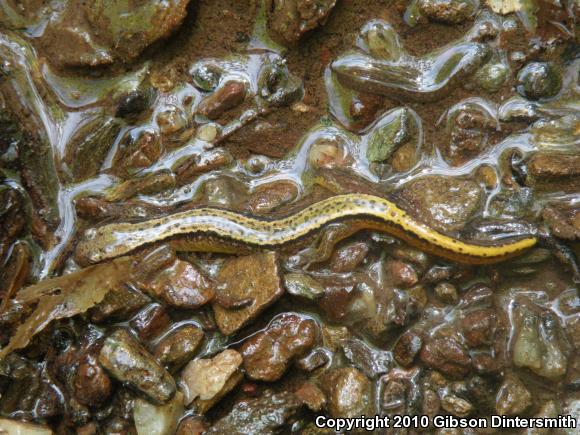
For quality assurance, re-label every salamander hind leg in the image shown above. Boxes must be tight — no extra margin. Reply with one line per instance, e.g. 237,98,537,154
285,222,363,270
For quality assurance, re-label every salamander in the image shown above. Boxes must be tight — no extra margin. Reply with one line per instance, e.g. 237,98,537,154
75,194,537,266
76,194,538,264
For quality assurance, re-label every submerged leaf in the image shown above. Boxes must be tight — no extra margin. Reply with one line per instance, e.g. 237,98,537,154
0,257,132,359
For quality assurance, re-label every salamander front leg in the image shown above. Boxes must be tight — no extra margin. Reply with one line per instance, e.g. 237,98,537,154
286,222,362,270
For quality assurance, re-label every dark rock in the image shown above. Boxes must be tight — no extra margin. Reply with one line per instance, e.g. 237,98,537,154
98,329,176,404
241,314,318,382
267,0,337,44
197,81,246,120
526,153,580,191
460,309,496,347
386,259,419,288
295,348,330,372
517,62,562,100
88,285,151,323
295,382,326,412
73,353,112,407
394,330,422,367
132,245,215,310
130,305,171,341
154,324,205,371
177,416,208,435
115,90,151,119
420,336,471,378
205,391,303,435
330,241,370,273
495,374,532,416
416,0,478,24
434,282,458,304
341,339,392,378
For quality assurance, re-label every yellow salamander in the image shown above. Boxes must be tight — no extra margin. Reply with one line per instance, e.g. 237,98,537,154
75,194,537,266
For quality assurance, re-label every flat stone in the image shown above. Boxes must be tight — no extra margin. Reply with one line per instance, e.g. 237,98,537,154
212,252,284,335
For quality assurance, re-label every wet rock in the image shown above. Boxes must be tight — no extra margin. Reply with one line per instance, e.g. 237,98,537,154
244,181,299,214
333,23,490,102
414,0,478,25
142,254,216,310
460,309,496,347
471,351,502,374
113,128,163,177
566,353,580,389
392,246,430,274
130,305,171,341
528,402,560,435
180,349,243,412
495,374,532,416
330,241,370,273
381,376,411,415
88,286,151,323
512,303,567,379
441,393,473,417
320,368,371,418
385,259,419,288
295,382,326,412
241,314,318,382
434,282,458,304
394,330,423,367
212,252,284,335
191,63,222,92
420,336,471,378
0,188,25,262
197,81,247,120
0,419,53,434
40,0,191,67
366,107,419,165
459,283,493,307
526,153,580,191
341,339,392,378
116,89,152,119
295,347,330,372
105,171,176,202
156,105,189,137
176,416,208,435
542,204,580,241
258,57,303,107
175,149,233,185
317,282,357,322
474,62,509,92
154,324,205,372
98,329,176,404
205,390,303,434
134,391,184,435
73,353,112,407
395,175,483,233
283,273,325,301
203,177,246,208
348,93,383,132
423,265,455,283
308,140,348,170
64,115,123,182
267,0,337,45
442,100,498,166
516,62,562,100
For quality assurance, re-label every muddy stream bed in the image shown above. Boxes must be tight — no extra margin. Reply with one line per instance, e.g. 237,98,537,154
0,0,579,434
